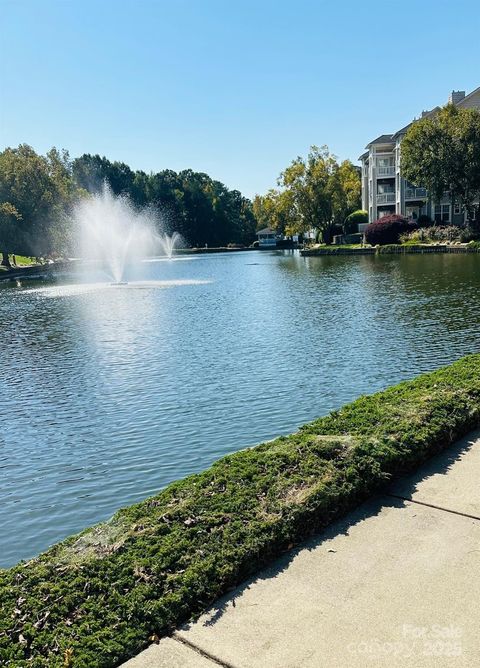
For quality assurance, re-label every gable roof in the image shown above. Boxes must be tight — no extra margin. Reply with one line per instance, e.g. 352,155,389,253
257,227,276,235
392,107,441,139
392,123,413,140
456,86,480,107
365,134,394,148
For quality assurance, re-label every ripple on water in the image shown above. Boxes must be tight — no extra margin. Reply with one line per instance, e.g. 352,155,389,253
2,252,480,566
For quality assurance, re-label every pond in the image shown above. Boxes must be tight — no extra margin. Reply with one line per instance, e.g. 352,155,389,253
2,250,480,567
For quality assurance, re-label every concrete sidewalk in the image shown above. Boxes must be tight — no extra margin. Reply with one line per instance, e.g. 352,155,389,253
123,431,480,668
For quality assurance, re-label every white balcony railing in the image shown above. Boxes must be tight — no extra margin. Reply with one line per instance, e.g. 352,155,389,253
377,166,395,176
376,192,396,204
405,187,427,200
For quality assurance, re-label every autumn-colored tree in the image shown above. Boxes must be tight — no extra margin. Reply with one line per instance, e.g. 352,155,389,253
257,146,361,243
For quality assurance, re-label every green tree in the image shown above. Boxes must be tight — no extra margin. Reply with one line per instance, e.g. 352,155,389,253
252,189,295,235
0,202,22,266
72,154,136,197
277,146,361,243
401,104,480,221
330,161,362,227
0,145,85,259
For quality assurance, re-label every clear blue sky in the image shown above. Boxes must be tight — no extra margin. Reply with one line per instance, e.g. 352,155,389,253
1,0,479,198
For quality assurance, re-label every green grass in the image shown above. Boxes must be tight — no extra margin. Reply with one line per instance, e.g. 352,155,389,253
314,243,370,249
14,255,37,266
0,255,38,270
2,355,480,667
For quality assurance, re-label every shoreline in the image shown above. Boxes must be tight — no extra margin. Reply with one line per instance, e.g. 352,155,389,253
301,243,480,256
2,355,480,666
0,260,78,282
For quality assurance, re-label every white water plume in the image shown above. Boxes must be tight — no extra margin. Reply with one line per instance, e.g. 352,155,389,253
73,184,183,283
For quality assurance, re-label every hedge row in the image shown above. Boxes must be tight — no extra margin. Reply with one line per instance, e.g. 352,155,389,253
2,355,480,667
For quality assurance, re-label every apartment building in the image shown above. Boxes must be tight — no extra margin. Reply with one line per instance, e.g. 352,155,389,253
360,87,480,225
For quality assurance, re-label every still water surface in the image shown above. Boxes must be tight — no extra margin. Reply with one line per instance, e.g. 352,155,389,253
1,250,480,567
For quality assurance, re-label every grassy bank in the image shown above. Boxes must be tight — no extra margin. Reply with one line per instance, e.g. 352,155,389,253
2,355,480,667
301,242,480,256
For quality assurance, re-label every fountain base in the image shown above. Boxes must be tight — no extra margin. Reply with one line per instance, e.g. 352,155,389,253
111,281,128,286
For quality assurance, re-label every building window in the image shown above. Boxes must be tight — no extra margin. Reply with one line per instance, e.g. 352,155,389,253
434,204,450,223
454,203,461,215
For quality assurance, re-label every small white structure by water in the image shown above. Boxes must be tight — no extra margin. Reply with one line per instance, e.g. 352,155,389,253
257,227,277,248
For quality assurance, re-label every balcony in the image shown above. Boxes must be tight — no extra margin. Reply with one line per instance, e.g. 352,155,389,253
377,166,395,176
405,187,427,200
376,192,395,205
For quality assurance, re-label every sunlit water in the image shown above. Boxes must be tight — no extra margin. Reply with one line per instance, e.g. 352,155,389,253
2,250,480,567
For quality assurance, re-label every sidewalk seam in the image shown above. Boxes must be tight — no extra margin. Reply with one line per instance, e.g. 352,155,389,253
173,632,238,668
387,493,480,521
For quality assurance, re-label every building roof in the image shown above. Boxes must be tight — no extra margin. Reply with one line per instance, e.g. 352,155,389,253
392,123,412,140
257,227,275,235
457,86,480,107
365,134,394,149
360,86,479,163
392,107,441,139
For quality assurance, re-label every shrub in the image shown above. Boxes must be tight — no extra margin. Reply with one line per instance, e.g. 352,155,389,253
400,226,462,244
400,229,426,244
343,210,368,234
364,214,416,245
400,224,480,244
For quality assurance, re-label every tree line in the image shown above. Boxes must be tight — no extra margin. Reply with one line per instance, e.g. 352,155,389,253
0,145,257,265
4,105,474,268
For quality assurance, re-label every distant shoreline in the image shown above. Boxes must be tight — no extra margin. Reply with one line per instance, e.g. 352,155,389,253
301,243,480,256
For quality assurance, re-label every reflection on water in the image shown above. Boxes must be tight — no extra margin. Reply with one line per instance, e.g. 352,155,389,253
23,279,212,298
1,251,480,566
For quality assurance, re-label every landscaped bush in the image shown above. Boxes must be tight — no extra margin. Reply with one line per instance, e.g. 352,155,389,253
400,225,477,245
343,210,368,234
2,355,480,667
364,214,416,245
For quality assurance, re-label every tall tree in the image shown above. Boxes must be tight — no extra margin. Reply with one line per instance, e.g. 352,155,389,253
401,104,480,221
275,146,361,243
329,161,362,227
0,145,85,258
72,154,136,196
253,189,295,235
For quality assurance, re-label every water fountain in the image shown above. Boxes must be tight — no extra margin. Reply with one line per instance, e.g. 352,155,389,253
157,231,182,259
74,184,156,284
74,184,184,284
